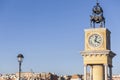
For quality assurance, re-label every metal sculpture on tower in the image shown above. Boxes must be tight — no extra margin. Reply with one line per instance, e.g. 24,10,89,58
90,1,105,28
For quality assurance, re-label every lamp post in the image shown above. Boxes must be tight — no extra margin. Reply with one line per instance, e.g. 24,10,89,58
17,54,24,80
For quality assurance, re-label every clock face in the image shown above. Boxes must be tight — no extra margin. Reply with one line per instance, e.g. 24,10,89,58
88,34,103,47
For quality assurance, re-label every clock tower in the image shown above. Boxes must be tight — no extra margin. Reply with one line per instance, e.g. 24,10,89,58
81,1,116,80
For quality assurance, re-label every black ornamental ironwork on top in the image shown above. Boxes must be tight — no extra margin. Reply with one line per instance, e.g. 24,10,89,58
90,1,105,28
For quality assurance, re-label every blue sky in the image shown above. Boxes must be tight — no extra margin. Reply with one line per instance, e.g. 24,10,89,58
0,0,120,75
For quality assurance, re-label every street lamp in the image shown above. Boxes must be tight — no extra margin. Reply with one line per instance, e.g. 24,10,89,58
17,54,24,80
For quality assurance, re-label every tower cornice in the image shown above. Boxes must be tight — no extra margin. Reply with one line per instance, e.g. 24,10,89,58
81,50,116,58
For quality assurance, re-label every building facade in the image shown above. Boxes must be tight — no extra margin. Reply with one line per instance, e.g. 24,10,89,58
0,72,58,80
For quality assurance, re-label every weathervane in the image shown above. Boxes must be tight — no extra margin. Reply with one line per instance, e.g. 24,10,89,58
96,0,98,3
90,0,105,28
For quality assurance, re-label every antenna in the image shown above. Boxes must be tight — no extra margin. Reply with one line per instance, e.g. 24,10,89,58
30,69,34,73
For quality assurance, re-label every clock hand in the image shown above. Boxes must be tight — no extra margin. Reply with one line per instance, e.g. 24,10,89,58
96,40,100,43
94,35,97,42
94,36,100,43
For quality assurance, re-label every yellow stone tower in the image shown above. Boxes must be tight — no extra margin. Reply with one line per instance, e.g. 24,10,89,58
81,1,116,80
